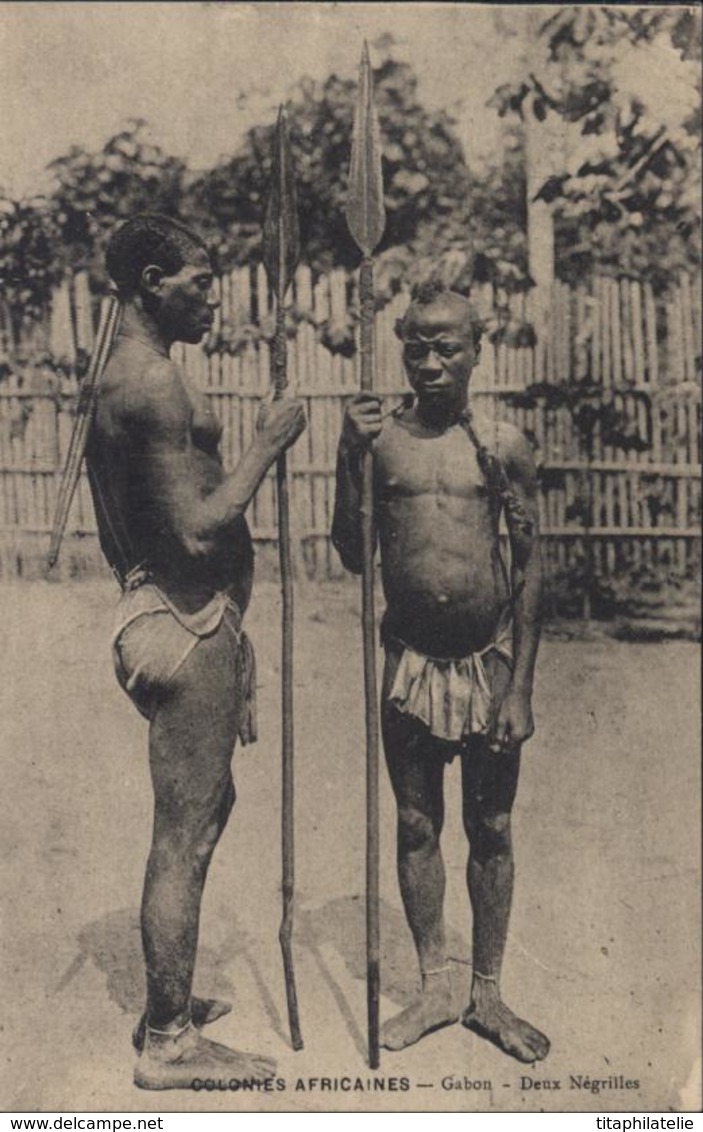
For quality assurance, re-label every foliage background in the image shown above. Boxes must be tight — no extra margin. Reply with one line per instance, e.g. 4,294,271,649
0,8,699,335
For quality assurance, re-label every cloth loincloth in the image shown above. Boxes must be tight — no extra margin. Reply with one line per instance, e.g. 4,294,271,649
111,566,256,742
384,608,513,743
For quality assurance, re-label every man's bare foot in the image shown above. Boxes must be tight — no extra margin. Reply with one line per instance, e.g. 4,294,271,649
462,979,550,1063
381,970,457,1052
134,1023,276,1091
132,998,232,1053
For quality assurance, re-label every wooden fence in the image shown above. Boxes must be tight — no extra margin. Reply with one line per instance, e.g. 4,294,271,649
0,266,700,584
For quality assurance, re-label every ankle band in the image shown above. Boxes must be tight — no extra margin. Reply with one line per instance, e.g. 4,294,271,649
421,964,450,977
473,970,497,983
146,1019,192,1039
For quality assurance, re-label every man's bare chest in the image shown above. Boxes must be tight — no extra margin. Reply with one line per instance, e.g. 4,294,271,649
374,420,487,504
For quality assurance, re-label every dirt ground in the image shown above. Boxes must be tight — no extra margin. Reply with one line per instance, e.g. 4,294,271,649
1,579,700,1114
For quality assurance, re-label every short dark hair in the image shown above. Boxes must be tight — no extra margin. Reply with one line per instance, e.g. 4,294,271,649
395,280,483,351
105,213,208,298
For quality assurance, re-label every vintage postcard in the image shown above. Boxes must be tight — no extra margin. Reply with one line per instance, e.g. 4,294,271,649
0,1,700,1116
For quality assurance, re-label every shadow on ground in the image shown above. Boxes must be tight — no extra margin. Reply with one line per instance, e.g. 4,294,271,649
56,907,239,1018
55,897,471,1059
299,895,470,1058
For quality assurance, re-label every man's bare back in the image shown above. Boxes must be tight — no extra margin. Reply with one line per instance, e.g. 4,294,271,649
89,336,254,613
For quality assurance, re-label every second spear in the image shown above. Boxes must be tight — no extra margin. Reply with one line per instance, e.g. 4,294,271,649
262,106,303,1052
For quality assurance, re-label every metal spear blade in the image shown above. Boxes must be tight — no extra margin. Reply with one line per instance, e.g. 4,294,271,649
262,106,300,302
346,41,386,257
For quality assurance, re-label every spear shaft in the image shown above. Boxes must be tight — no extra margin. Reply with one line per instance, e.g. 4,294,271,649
274,318,301,1052
262,107,303,1052
359,256,381,1070
346,43,386,1070
47,293,121,570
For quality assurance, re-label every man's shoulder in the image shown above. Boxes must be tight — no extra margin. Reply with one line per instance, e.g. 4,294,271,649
470,412,531,458
468,413,537,487
497,419,530,457
103,351,188,429
372,402,411,451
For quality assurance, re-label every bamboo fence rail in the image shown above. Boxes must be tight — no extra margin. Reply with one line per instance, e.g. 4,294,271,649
0,267,699,582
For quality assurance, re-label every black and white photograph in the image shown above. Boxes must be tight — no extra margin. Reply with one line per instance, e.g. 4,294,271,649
0,1,700,1117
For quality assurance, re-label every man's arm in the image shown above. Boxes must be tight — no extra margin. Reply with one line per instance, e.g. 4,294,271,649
332,437,364,574
494,424,543,747
331,393,382,575
126,360,305,561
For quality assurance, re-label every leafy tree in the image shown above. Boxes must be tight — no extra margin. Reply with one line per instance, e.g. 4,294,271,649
0,195,60,336
47,119,187,284
490,6,701,288
421,118,530,296
0,121,188,357
184,52,471,281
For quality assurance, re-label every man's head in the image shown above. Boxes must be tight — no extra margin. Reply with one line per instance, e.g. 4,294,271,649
395,281,482,415
106,214,217,344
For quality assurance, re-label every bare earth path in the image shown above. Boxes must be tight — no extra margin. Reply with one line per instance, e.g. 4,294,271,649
1,580,700,1112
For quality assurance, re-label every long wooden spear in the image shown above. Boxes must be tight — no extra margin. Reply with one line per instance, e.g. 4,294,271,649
345,41,386,1071
262,106,303,1052
47,294,122,570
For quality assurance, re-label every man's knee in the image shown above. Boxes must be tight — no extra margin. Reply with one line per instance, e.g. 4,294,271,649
196,778,236,858
218,774,236,822
154,779,235,867
397,805,440,854
464,808,512,861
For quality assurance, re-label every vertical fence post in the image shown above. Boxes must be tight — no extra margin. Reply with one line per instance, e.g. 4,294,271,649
0,271,700,581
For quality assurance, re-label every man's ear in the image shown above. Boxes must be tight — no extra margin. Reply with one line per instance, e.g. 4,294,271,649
140,264,165,296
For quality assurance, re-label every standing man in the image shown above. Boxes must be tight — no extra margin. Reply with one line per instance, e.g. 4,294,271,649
332,281,549,1063
86,214,306,1089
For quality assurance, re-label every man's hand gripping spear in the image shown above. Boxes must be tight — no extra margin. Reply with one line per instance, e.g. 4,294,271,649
262,107,304,1052
345,43,386,1071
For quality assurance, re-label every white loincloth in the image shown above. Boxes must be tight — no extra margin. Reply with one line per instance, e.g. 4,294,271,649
111,566,256,741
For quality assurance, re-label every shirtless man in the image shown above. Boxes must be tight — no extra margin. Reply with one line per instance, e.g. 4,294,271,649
332,281,549,1063
85,214,306,1089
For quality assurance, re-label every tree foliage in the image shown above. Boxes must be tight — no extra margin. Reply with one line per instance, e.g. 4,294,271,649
1,18,700,335
0,120,188,329
0,195,60,334
185,49,536,301
46,119,187,283
185,53,472,283
490,6,701,288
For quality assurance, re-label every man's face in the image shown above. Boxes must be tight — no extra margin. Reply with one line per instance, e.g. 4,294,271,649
401,296,478,413
154,246,219,345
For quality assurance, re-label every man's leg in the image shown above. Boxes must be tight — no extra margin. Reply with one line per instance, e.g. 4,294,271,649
136,624,275,1089
379,655,457,1050
460,664,549,1061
